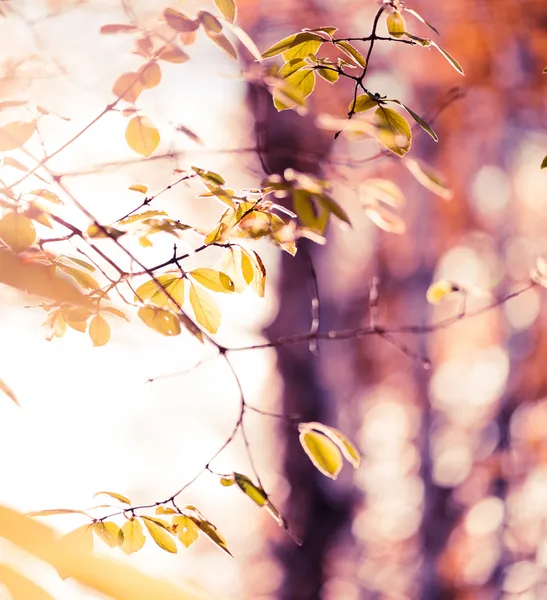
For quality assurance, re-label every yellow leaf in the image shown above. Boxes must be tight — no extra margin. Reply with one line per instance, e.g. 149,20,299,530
199,11,223,34
57,264,101,291
335,40,367,67
220,475,235,486
138,62,161,89
141,517,177,553
0,378,19,407
239,249,255,284
374,107,412,156
0,505,213,599
301,422,360,468
387,12,406,38
129,184,148,194
352,94,378,113
214,0,236,22
0,212,36,253
205,31,237,60
233,473,268,507
262,32,323,61
27,509,89,517
155,506,177,515
28,189,63,204
93,521,123,548
189,268,234,293
189,282,221,334
120,519,146,555
298,429,343,479
172,515,200,548
134,275,184,309
138,306,181,336
112,72,144,103
0,563,55,600
125,116,160,158
158,44,190,63
426,280,459,304
405,158,454,200
94,491,132,505
191,517,232,557
89,315,111,347
249,250,266,297
0,121,35,151
0,250,96,307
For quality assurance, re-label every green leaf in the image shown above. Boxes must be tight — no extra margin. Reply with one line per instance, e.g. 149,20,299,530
389,100,438,142
298,428,343,479
138,307,181,336
93,521,123,548
262,32,323,61
120,518,146,555
134,275,184,309
141,516,177,553
431,42,464,75
214,0,236,23
335,40,367,68
189,282,221,334
541,155,547,169
189,268,234,293
387,12,405,38
352,94,378,113
172,515,200,548
373,107,412,156
94,491,132,505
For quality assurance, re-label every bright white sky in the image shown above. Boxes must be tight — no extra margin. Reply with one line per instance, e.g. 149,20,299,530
0,1,284,598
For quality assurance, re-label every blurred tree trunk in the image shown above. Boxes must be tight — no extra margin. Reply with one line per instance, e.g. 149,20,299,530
247,84,355,599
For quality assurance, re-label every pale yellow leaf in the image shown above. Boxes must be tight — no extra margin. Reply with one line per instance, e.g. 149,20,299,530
0,121,35,151
89,315,111,347
93,521,123,548
125,116,160,158
172,515,200,548
138,306,181,336
94,491,132,505
426,280,459,304
189,282,221,334
0,212,36,253
141,517,177,553
214,0,236,22
112,72,144,103
189,268,234,293
298,429,343,479
120,518,146,555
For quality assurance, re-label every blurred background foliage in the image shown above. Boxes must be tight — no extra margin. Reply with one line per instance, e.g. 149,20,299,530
1,0,547,599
